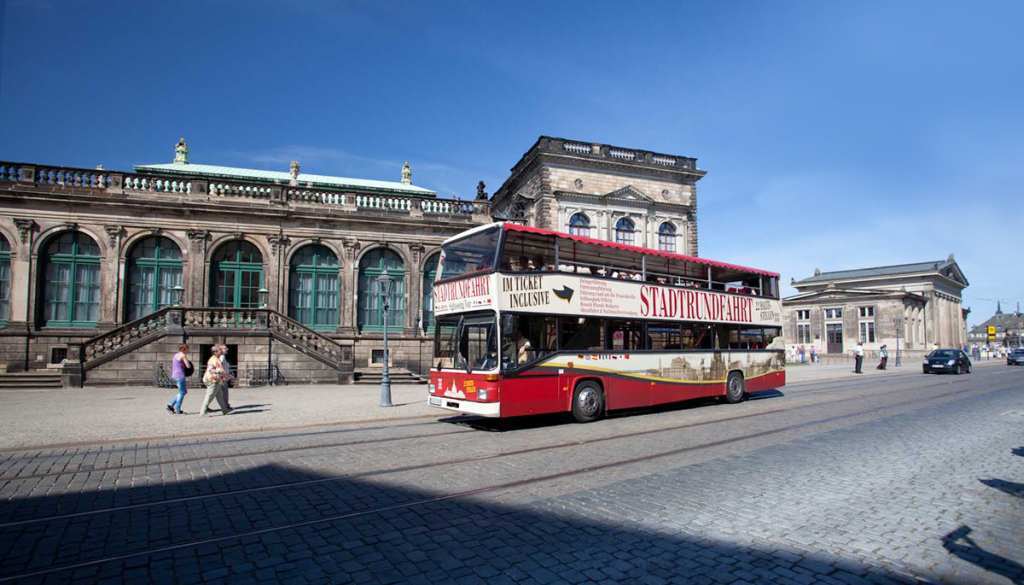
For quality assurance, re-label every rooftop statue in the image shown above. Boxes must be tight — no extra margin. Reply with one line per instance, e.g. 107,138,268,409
174,137,189,164
476,180,488,200
401,161,412,185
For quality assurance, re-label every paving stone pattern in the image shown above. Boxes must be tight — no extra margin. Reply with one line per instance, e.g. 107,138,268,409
0,369,1021,584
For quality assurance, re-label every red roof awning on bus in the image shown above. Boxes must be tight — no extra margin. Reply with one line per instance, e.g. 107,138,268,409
501,223,779,278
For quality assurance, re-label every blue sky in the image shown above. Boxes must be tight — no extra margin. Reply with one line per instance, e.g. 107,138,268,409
1,0,1020,325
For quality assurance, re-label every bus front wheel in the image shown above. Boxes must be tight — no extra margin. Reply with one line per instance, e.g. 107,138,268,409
572,381,604,423
724,372,746,404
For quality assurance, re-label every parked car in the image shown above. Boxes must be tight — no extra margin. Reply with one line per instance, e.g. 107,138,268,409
923,349,972,374
1008,348,1024,366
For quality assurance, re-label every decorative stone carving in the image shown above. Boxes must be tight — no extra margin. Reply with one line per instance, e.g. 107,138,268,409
13,219,37,244
401,161,412,185
103,225,125,248
342,237,361,260
409,243,425,262
574,178,583,190
289,161,300,186
174,137,189,164
186,229,210,243
476,181,488,201
269,235,291,257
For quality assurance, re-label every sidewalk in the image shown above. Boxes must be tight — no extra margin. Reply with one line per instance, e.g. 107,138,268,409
0,360,1008,450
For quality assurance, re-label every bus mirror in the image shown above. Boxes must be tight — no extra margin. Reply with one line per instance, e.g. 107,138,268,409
436,360,442,371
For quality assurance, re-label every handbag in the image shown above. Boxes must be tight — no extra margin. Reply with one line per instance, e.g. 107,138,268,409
183,361,195,377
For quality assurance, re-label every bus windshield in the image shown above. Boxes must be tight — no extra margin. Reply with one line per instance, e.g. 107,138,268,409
439,226,499,281
434,313,498,372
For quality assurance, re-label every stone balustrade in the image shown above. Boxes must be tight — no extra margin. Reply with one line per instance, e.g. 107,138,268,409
0,161,488,219
546,138,698,171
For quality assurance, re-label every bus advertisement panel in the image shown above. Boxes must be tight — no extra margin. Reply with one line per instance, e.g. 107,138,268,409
434,272,782,328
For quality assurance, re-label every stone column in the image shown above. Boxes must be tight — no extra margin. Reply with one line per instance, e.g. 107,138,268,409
408,244,425,335
186,230,210,306
339,238,360,335
99,224,123,328
9,219,37,331
267,235,290,313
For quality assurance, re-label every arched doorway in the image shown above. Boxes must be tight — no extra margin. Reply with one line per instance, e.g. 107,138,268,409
126,236,183,320
39,231,101,327
288,244,340,330
421,253,439,333
357,248,405,331
210,240,264,308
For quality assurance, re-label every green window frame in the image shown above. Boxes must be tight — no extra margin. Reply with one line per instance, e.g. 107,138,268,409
288,244,340,331
0,234,11,325
211,241,264,309
421,253,439,333
41,232,101,328
126,236,183,321
357,248,405,331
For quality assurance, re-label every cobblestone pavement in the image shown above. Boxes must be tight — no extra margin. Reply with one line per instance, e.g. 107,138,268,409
0,367,1021,584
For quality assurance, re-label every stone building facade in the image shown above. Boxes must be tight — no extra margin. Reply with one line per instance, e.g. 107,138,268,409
782,257,969,356
490,137,704,255
0,142,489,384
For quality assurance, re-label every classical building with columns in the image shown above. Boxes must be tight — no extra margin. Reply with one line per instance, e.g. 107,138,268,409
781,257,969,357
0,135,711,387
491,136,703,255
0,140,489,385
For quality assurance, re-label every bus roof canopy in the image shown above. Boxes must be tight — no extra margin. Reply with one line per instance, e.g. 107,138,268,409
499,222,779,279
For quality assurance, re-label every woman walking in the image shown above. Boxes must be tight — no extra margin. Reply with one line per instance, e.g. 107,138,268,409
200,346,232,416
166,344,193,414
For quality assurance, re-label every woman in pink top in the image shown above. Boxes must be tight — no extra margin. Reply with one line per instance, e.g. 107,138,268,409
166,344,192,414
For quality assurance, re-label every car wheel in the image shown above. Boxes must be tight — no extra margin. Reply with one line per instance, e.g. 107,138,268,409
923,367,930,374
571,381,604,423
724,372,746,404
953,364,961,375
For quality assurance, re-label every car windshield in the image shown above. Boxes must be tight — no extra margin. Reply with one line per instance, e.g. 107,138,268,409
930,350,957,358
1013,349,1024,355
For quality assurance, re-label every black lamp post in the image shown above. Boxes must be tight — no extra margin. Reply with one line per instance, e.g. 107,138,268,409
376,274,394,407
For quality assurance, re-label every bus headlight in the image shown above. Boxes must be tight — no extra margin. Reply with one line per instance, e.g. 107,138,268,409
478,389,488,400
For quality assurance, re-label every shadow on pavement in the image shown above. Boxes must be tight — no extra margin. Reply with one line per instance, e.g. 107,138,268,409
979,478,1024,498
443,390,785,433
942,525,1024,584
0,462,935,585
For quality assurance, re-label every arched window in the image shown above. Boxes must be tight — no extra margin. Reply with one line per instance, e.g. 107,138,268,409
568,212,591,237
0,235,10,324
126,236,183,321
358,248,405,330
40,231,101,327
289,245,339,330
210,241,264,308
614,217,636,245
421,253,440,332
658,222,677,252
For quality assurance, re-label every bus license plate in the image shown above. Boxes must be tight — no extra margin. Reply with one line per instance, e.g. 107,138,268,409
429,396,441,406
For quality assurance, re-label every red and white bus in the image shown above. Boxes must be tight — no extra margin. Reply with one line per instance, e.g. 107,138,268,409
427,222,784,422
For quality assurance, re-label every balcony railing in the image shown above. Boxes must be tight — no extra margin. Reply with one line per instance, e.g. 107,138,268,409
0,161,489,219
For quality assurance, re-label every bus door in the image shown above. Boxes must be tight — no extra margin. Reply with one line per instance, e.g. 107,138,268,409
500,313,561,416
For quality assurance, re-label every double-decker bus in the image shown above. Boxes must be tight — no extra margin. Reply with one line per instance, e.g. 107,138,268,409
428,222,784,422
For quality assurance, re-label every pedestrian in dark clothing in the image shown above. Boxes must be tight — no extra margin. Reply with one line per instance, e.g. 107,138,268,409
877,345,888,370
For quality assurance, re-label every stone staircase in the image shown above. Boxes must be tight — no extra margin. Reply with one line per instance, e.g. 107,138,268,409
72,306,354,387
353,367,427,385
0,371,63,390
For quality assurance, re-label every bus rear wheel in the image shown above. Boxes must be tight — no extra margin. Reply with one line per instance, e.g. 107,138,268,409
572,381,604,423
724,372,746,404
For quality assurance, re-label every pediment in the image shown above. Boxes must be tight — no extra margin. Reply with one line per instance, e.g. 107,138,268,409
784,287,914,303
602,185,653,202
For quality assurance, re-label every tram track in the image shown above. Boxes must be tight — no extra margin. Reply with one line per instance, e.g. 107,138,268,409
0,377,1014,584
0,374,1000,530
0,370,985,485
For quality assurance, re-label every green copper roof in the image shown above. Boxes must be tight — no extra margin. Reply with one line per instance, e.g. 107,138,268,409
134,162,436,197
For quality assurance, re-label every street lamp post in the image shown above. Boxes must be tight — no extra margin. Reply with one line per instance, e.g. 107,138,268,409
376,274,394,407
258,287,269,309
172,285,185,306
